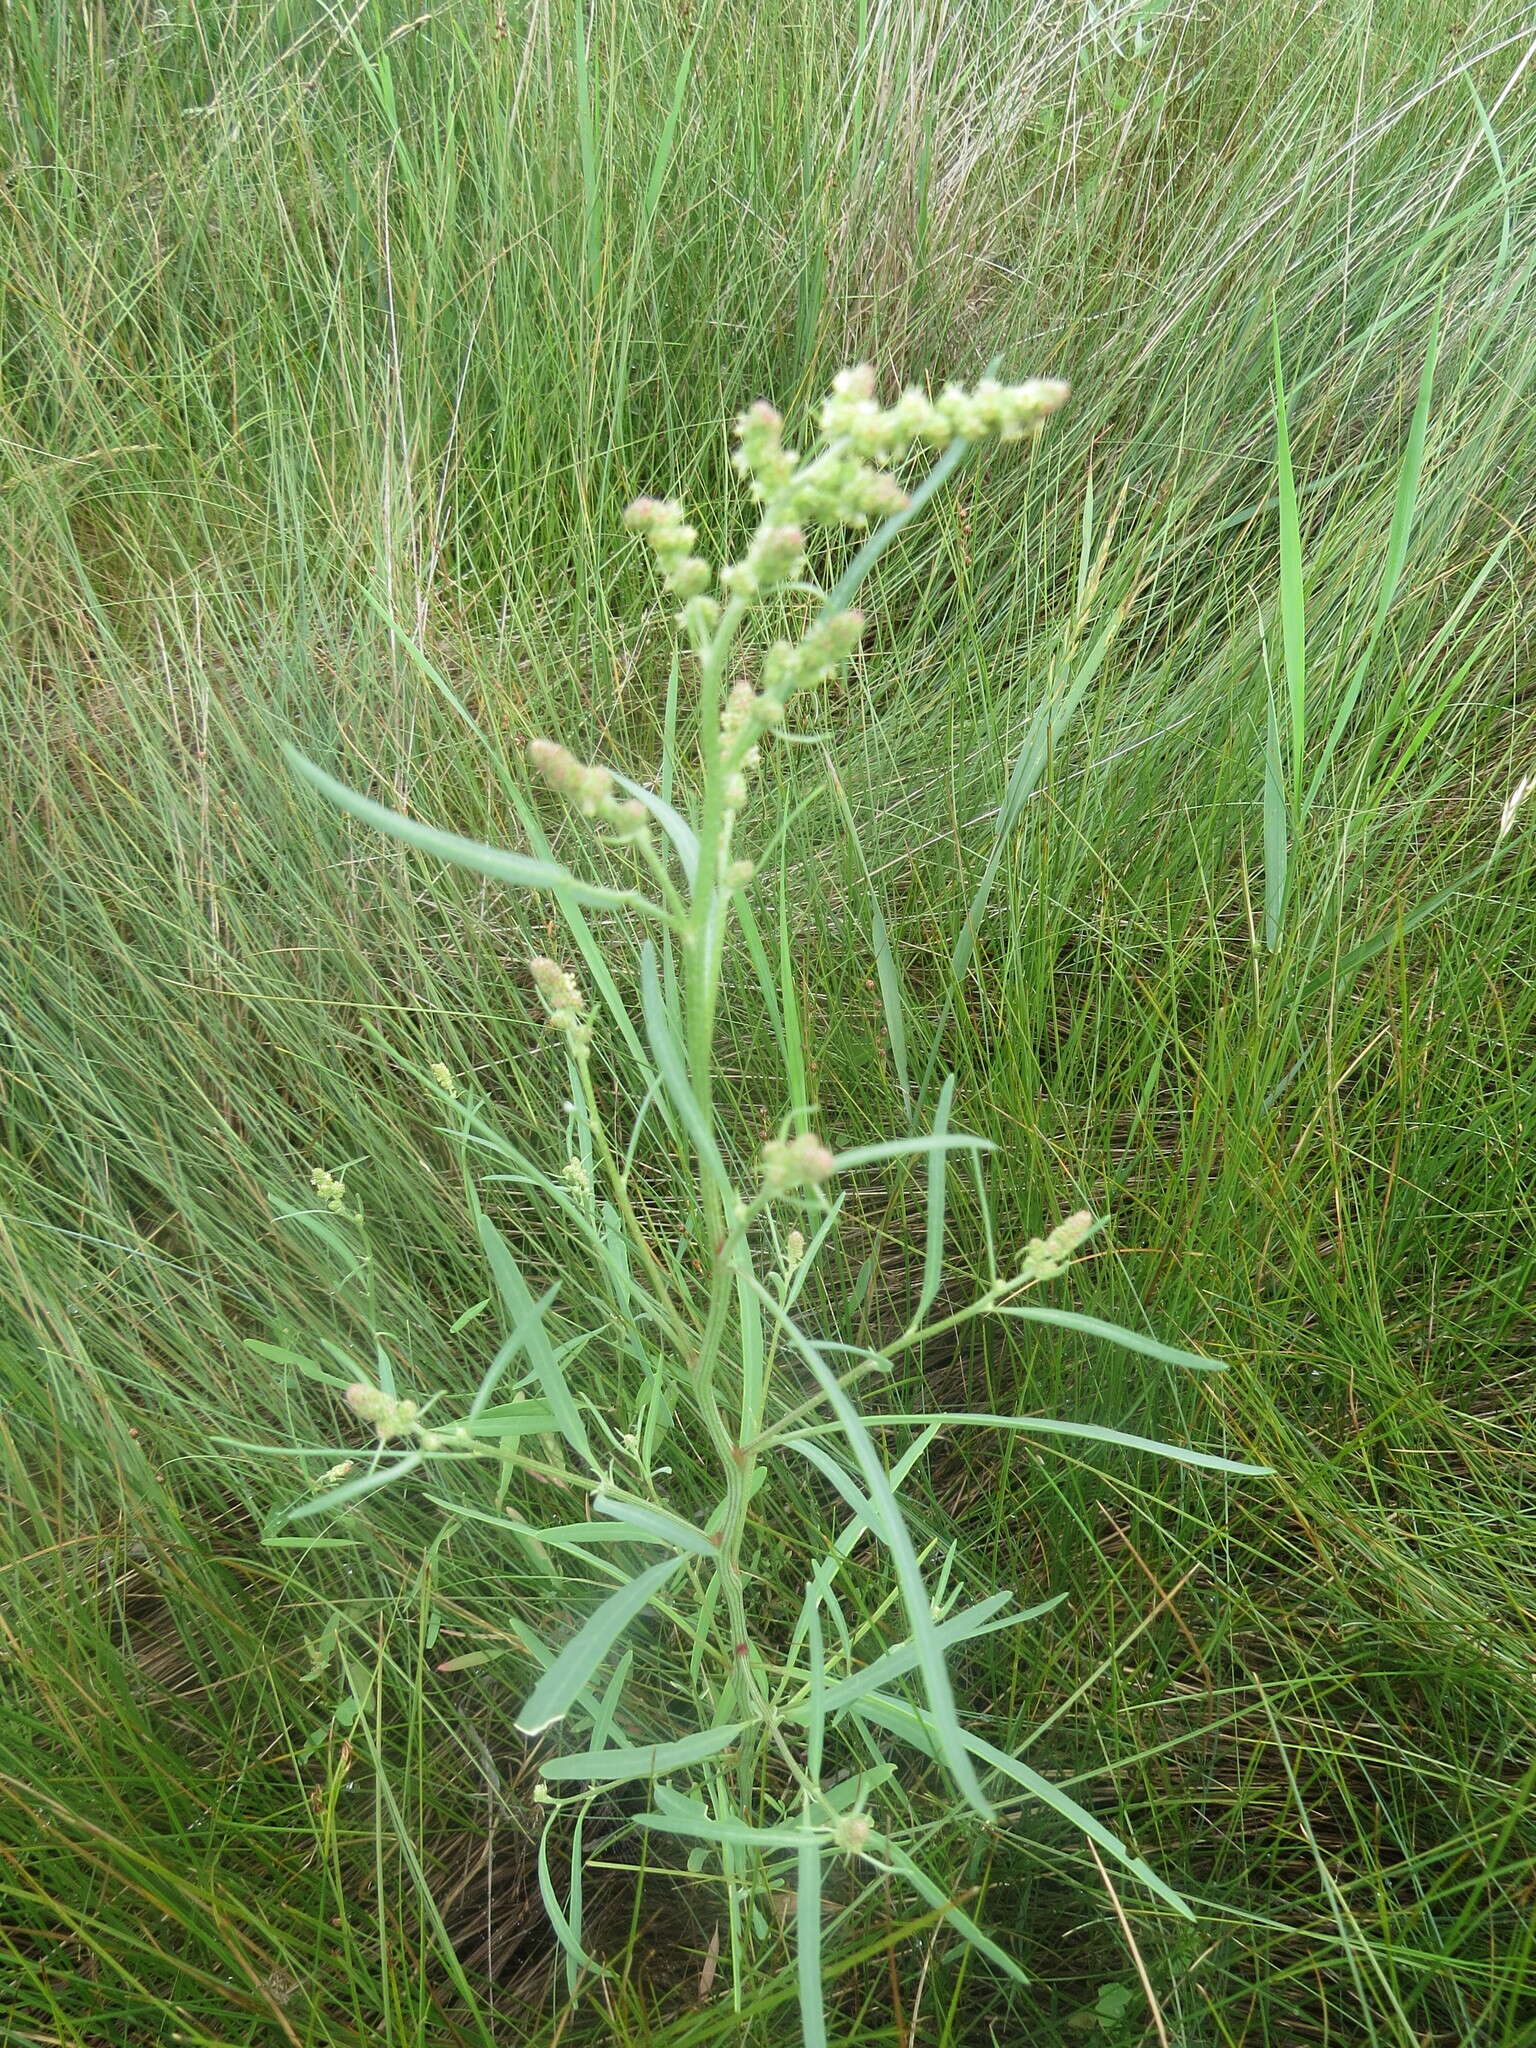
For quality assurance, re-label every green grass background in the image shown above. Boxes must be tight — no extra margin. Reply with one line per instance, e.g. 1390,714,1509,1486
2,0,1534,2041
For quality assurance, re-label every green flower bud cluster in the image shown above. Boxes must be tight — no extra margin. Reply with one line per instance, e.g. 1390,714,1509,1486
761,1132,837,1195
623,496,712,599
732,400,797,499
529,956,590,1050
527,739,653,848
819,364,1071,460
1018,1208,1096,1284
345,1381,421,1442
719,522,807,601
712,610,867,815
616,364,1066,833
730,396,908,530
311,1165,362,1224
760,609,865,703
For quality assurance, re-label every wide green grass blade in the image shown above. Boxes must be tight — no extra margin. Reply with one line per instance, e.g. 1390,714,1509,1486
1304,304,1442,814
1272,320,1307,798
1263,684,1289,950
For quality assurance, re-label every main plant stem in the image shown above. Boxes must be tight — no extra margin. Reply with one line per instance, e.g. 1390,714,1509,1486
679,594,767,1702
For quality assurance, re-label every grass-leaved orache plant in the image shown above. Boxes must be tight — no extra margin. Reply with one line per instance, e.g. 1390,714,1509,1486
277,367,1268,2041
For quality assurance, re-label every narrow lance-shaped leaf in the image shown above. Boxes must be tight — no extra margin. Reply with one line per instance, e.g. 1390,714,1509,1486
639,938,731,1190
538,1722,747,1785
516,1553,686,1737
1263,684,1288,951
829,1133,991,1174
610,768,698,884
282,745,666,917
474,1205,596,1471
863,1409,1270,1475
997,1302,1225,1372
271,1451,424,1529
591,1491,718,1557
871,1830,1029,1985
796,1836,829,2048
754,1284,995,1818
856,1688,1193,1919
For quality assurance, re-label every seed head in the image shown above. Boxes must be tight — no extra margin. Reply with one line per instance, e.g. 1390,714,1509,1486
1019,1208,1096,1284
529,956,587,1043
830,1812,873,1855
762,1132,837,1195
528,738,615,818
344,1382,421,1442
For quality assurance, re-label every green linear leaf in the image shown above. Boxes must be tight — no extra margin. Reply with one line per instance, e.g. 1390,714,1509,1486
997,1303,1224,1371
639,939,730,1189
270,1452,423,1528
755,1288,993,1818
539,1722,747,1784
796,1836,829,2048
634,1808,815,1850
611,768,699,883
591,1490,718,1557
830,1133,991,1174
871,1831,1029,1984
467,1277,561,1420
475,1206,596,1471
868,1411,1270,1475
857,1690,1193,1919
516,1553,686,1736
1271,320,1306,797
283,745,662,916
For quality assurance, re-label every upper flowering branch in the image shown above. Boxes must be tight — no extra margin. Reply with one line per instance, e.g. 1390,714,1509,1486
529,955,591,1052
1017,1209,1096,1284
818,365,1071,458
613,363,1070,830
527,738,653,849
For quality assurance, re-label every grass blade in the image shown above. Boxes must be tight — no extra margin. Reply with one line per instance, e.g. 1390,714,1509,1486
591,1490,718,1557
1263,684,1289,950
872,1831,1028,1984
912,1074,955,1327
1304,304,1441,814
1272,320,1307,800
